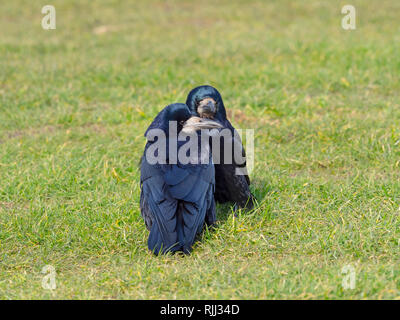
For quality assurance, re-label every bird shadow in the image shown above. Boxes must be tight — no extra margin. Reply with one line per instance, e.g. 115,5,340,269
208,176,275,226
250,176,274,201
195,177,276,253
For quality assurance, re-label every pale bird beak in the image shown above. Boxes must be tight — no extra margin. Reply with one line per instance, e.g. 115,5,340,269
201,100,216,114
182,116,223,133
197,98,217,118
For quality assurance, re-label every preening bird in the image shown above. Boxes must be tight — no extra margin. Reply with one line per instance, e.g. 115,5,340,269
140,103,223,255
186,85,255,209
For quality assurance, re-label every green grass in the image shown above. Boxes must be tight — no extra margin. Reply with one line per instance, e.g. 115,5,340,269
1,0,400,299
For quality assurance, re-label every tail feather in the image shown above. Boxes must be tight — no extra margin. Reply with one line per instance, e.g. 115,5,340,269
175,202,204,254
148,221,180,255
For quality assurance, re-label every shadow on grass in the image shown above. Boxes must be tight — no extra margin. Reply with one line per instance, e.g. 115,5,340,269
250,176,274,202
179,177,275,255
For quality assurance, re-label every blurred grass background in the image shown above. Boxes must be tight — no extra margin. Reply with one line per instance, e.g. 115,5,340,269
1,0,400,299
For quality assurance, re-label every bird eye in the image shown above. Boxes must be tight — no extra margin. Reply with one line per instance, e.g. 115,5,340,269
179,120,185,125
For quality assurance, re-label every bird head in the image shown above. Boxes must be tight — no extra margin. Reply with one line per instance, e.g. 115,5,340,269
145,103,192,137
185,85,227,122
164,103,193,133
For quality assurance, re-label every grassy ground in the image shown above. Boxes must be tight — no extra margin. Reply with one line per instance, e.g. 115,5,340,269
1,0,400,299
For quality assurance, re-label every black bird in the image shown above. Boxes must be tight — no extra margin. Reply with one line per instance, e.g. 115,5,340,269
140,103,223,255
186,85,255,209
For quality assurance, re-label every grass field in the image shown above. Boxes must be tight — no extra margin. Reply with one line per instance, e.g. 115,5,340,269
1,0,400,299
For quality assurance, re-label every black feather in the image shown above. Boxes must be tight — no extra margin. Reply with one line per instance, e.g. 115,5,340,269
186,86,255,209
140,103,217,255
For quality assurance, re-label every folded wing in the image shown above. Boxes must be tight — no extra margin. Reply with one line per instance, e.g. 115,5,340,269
140,160,216,255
